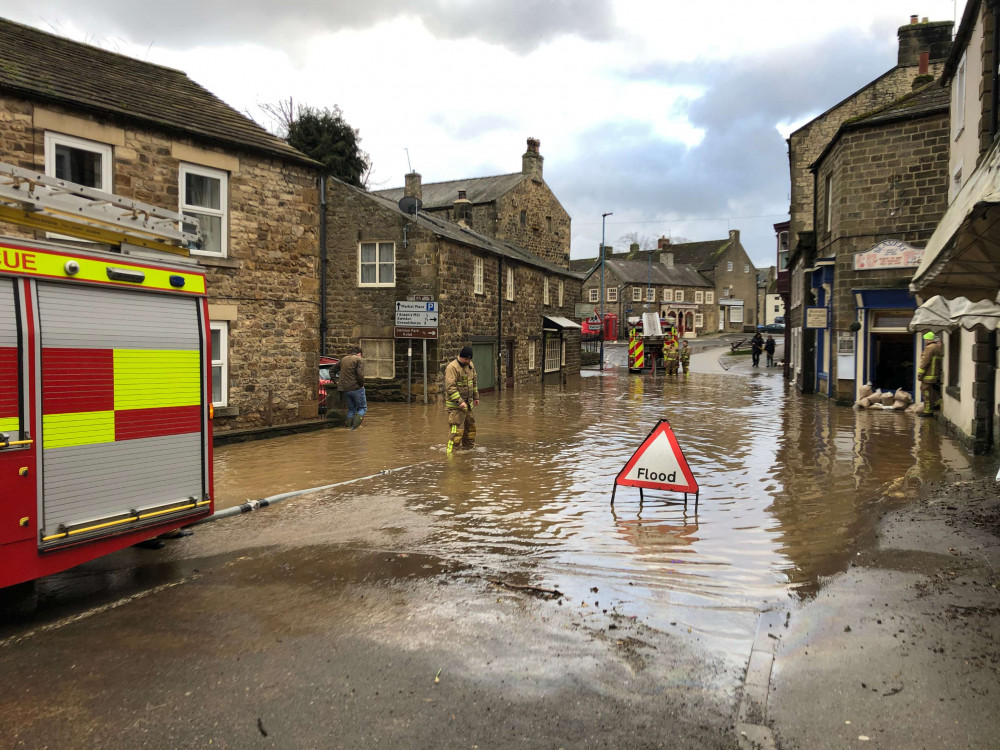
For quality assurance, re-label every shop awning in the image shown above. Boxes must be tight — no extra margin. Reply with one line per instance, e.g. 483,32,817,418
909,294,1000,332
542,316,581,330
910,142,1000,302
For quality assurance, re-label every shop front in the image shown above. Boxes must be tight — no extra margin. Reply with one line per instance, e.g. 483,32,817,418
851,290,918,401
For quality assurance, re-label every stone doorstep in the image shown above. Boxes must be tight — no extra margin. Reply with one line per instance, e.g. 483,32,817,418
736,609,784,750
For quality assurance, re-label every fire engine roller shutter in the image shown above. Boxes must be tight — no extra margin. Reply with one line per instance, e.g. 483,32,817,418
36,283,205,542
0,280,18,436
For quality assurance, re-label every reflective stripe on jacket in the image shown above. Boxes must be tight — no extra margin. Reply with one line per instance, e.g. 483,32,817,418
917,341,943,384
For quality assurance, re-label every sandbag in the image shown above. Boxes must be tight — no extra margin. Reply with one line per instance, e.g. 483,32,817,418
881,392,895,406
892,400,907,410
894,388,913,405
854,398,867,409
859,383,873,399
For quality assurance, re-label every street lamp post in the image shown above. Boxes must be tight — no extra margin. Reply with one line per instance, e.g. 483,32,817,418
599,212,613,370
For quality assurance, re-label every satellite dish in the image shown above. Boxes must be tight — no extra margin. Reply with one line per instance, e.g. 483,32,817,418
398,196,422,215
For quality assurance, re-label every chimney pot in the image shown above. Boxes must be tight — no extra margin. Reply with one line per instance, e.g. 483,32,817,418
910,14,918,24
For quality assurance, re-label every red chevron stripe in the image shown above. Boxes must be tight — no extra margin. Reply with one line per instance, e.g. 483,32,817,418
114,405,201,441
42,348,114,414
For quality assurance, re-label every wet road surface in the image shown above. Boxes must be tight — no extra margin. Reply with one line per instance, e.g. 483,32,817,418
0,343,976,747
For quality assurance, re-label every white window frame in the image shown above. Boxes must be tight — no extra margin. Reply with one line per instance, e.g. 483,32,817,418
210,321,229,408
558,280,564,307
607,287,618,302
954,51,967,138
646,288,655,302
359,241,396,287
474,257,484,295
663,289,673,302
544,337,561,373
730,305,744,323
727,261,733,272
561,339,566,366
543,277,550,306
528,341,536,370
45,132,113,242
360,338,395,379
180,162,228,258
632,287,642,302
706,291,714,304
695,313,704,328
695,290,704,304
506,267,515,301
675,290,684,302
589,288,599,303
744,263,750,273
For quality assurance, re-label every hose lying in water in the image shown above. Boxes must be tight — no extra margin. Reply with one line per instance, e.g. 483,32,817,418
190,463,423,526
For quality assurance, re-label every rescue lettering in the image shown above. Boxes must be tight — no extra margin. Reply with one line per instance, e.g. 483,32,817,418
1,249,37,272
636,467,676,483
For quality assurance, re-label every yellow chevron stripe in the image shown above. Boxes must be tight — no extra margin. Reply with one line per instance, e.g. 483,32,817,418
114,350,201,410
43,410,115,449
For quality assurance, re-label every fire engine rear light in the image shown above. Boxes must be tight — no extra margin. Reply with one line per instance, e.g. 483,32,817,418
64,260,80,275
106,267,145,283
169,274,186,288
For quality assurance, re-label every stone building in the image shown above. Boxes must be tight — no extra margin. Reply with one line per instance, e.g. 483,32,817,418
0,19,324,436
785,16,954,392
581,252,715,338
911,0,1000,454
809,80,950,403
325,174,581,398
375,139,570,268
656,232,758,331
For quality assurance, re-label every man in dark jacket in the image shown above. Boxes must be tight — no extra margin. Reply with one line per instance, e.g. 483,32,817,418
750,332,764,367
337,346,366,429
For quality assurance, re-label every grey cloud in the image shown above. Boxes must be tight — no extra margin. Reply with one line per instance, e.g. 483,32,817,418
429,113,520,141
9,0,615,54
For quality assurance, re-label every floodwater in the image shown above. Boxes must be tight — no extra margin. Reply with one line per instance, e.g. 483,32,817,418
210,344,975,660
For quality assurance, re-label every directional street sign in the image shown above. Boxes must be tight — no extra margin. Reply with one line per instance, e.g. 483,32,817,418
394,326,438,339
395,300,439,328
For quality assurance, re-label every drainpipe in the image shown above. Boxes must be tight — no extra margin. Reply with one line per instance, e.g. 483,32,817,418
497,256,503,391
992,7,1000,139
319,176,328,356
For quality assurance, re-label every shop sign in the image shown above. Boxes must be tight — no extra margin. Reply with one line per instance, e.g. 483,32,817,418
805,306,829,329
853,239,923,270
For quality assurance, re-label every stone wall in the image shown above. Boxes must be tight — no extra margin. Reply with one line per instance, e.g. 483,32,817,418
494,180,571,269
0,96,322,433
816,110,950,400
323,178,582,401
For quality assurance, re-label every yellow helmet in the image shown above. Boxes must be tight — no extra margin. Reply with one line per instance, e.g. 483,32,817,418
923,331,936,341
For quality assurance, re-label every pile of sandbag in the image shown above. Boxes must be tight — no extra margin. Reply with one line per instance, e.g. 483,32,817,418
854,383,913,410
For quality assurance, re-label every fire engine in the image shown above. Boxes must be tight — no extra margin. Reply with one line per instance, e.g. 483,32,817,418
0,162,213,588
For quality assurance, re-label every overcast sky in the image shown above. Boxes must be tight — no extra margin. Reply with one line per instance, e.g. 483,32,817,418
0,1,962,267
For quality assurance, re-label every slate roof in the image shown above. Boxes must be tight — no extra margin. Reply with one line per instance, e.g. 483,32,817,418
0,18,318,168
375,173,527,208
338,178,580,279
583,258,712,287
575,238,732,274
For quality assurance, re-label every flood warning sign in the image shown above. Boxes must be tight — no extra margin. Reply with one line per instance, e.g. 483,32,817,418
615,419,698,495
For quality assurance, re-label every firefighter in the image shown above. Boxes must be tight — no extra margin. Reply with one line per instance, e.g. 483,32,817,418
445,345,479,454
917,331,943,416
663,336,679,375
679,339,691,376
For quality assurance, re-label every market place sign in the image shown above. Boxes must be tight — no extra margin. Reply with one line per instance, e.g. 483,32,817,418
853,239,924,271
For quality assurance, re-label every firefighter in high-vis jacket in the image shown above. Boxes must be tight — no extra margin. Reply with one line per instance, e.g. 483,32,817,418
663,336,679,375
445,345,479,454
917,331,944,416
679,339,691,376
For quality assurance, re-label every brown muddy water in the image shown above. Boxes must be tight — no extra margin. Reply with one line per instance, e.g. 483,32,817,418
212,351,974,659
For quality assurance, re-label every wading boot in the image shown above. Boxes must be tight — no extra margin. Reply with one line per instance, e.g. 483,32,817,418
352,414,363,429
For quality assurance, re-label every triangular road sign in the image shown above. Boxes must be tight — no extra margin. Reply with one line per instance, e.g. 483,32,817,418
615,419,698,496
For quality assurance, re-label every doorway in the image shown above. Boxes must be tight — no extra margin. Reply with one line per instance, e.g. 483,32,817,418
869,333,915,393
472,343,495,392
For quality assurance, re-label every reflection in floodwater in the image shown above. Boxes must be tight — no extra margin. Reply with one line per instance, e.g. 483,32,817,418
211,359,972,656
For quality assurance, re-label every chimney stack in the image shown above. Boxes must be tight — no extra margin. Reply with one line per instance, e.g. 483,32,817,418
897,17,953,67
404,172,422,201
662,252,674,268
522,137,544,181
453,189,472,225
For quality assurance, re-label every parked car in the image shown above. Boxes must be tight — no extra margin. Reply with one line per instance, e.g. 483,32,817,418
318,356,339,414
758,322,785,334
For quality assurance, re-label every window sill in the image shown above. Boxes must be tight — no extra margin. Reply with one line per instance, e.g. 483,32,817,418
213,406,240,418
197,256,239,269
945,386,960,401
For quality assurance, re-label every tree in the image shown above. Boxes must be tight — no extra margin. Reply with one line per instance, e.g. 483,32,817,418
259,99,371,188
617,232,656,251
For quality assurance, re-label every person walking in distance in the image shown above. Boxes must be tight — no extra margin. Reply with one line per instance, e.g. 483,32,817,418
917,331,944,417
338,345,366,429
750,331,764,367
764,335,776,367
445,345,479,455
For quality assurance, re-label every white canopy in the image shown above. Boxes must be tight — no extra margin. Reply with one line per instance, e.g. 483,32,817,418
909,294,1000,332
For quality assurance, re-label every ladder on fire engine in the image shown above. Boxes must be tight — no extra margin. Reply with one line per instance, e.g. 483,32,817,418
0,161,199,255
